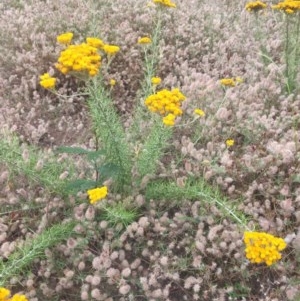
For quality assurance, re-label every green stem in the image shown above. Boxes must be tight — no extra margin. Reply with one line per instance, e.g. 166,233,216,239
285,15,291,93
88,78,131,191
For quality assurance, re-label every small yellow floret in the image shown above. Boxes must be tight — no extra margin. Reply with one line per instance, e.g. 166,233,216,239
86,37,104,49
87,186,108,205
138,37,152,44
163,113,176,126
110,79,116,86
226,139,235,147
151,77,162,85
103,44,120,56
220,78,236,87
39,73,56,89
57,32,73,45
153,0,176,8
194,108,205,117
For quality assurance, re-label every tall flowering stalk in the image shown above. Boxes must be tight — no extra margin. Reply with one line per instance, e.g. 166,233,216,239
131,0,183,182
272,1,300,93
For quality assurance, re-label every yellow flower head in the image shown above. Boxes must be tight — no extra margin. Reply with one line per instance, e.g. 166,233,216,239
103,44,120,56
226,139,235,147
57,32,73,45
244,231,287,266
220,78,236,87
272,0,300,13
39,73,56,89
153,0,176,8
163,113,176,126
145,88,186,117
194,108,205,117
0,287,10,300
109,79,116,86
151,77,161,85
138,37,152,44
245,1,267,12
86,37,104,49
87,186,108,205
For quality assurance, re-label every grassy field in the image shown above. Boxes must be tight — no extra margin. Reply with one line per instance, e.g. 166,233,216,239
0,0,300,300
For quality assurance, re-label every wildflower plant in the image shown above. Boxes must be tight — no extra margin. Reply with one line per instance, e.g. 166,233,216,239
272,0,300,93
246,0,300,93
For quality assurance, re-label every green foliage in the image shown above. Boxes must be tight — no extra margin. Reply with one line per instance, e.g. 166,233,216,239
101,202,137,228
0,221,75,287
146,178,249,227
283,13,300,94
87,76,133,192
56,146,120,193
136,119,172,180
0,133,74,195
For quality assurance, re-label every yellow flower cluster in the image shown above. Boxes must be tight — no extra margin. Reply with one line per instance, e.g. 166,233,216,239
145,88,186,126
273,0,300,13
245,1,267,12
55,43,101,76
244,232,287,266
39,73,56,89
53,33,120,77
153,0,176,8
0,288,28,301
57,32,73,45
138,37,152,44
87,186,108,205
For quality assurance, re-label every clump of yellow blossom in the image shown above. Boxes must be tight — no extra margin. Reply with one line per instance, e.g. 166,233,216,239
138,37,152,44
151,77,161,85
145,88,185,126
109,79,116,86
162,113,176,126
194,108,205,117
153,0,176,8
55,43,101,77
226,139,235,147
57,32,73,45
245,1,267,12
145,88,185,114
87,186,108,205
39,73,56,89
102,44,120,56
244,232,287,266
86,37,104,49
0,288,28,301
272,0,300,13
